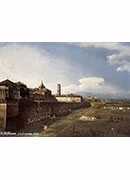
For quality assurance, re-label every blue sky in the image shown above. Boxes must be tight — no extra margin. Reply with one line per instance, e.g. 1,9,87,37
0,42,130,98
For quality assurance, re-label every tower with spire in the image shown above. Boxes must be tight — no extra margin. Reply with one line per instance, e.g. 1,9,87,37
33,80,53,98
39,80,45,90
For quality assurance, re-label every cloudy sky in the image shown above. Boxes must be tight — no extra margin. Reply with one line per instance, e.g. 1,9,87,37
0,42,130,98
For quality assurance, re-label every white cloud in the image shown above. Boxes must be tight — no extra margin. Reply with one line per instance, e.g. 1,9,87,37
79,42,130,73
63,76,123,96
79,77,104,90
0,44,72,90
107,50,130,72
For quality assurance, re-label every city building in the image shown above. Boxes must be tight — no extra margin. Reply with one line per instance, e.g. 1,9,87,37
0,79,30,101
0,80,87,131
103,102,130,111
56,94,83,103
33,81,57,102
16,81,29,98
57,84,61,96
0,86,9,101
55,84,83,103
0,79,20,100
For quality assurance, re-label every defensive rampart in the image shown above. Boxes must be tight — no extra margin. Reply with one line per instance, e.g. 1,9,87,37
0,99,89,131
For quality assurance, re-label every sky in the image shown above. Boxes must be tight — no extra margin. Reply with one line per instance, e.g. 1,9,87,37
0,42,130,98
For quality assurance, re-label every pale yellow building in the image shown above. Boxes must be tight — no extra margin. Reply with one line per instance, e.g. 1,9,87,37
55,94,83,103
0,86,9,100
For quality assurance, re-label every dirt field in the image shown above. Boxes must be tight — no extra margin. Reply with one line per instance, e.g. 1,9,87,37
41,107,130,137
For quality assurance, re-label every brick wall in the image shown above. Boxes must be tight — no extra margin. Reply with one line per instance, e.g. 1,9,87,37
7,102,19,118
18,99,88,130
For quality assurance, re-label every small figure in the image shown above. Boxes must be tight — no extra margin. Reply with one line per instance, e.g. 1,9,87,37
44,125,48,131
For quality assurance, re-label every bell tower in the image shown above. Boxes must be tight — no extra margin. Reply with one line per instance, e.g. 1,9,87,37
57,84,61,96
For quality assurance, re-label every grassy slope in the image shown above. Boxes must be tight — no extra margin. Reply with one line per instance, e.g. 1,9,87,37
41,107,130,137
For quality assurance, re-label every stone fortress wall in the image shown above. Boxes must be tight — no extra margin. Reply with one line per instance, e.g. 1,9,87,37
0,101,19,131
17,99,88,130
0,97,88,131
0,103,7,130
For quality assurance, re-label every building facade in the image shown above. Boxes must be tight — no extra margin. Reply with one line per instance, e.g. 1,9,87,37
33,81,57,102
0,86,9,101
0,79,20,100
55,94,83,103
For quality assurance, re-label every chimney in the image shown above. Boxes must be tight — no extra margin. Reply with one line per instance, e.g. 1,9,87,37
57,84,61,96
